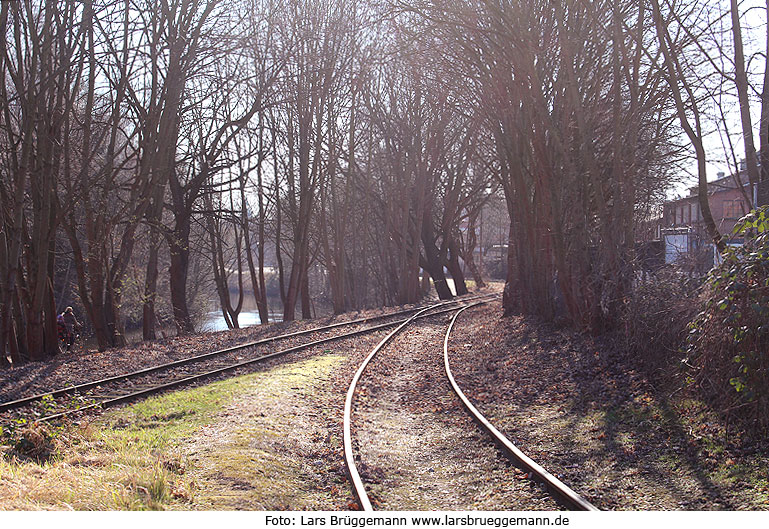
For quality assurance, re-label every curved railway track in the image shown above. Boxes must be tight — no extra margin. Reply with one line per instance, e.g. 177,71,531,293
343,300,597,511
0,293,498,426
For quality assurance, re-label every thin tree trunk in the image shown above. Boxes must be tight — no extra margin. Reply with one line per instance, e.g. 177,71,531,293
241,134,269,324
760,0,769,182
730,0,760,199
652,0,725,253
301,261,311,319
143,217,162,340
462,212,486,288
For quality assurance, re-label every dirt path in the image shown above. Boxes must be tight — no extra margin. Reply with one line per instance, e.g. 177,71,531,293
351,314,559,510
173,328,407,511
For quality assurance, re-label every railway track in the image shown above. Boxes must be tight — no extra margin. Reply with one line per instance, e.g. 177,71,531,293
343,300,597,511
0,292,498,426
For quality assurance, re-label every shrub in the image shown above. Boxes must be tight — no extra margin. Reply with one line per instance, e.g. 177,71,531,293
3,421,59,463
685,206,769,431
623,268,702,370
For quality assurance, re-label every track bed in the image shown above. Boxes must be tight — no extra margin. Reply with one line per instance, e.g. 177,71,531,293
351,314,559,510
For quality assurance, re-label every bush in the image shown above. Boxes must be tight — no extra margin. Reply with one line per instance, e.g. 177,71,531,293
686,206,769,431
623,268,702,370
1,421,59,463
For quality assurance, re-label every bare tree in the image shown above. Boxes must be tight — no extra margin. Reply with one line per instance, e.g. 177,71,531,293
1,0,91,361
271,0,354,320
650,0,725,253
404,0,680,331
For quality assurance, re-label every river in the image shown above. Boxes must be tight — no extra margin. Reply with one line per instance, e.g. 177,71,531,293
200,310,283,332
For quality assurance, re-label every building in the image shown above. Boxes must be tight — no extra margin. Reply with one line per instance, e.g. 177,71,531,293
663,171,759,236
661,168,767,268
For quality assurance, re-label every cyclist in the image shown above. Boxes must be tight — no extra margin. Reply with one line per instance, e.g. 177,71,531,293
61,307,81,351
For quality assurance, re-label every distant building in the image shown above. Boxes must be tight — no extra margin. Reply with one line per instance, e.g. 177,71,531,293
661,168,767,269
663,171,761,236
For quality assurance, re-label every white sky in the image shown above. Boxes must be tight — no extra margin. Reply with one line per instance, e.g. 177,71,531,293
672,0,767,199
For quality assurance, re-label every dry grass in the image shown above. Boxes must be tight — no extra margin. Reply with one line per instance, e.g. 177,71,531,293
0,348,355,511
180,352,353,510
0,418,197,510
0,371,247,509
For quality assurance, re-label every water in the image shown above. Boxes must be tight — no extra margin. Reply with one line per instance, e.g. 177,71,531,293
200,310,283,332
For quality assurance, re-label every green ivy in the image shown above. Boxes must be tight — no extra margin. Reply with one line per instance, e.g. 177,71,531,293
686,206,769,427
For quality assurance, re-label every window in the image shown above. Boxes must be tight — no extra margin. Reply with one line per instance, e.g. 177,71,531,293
723,200,744,219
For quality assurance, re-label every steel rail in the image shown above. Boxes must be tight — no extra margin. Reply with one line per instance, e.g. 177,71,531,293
10,299,495,424
443,303,599,511
342,303,457,511
0,292,498,413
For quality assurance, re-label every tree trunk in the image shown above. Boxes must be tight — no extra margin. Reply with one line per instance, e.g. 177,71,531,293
169,218,194,334
760,0,769,182
301,264,311,319
421,241,453,300
446,235,468,296
462,211,486,288
11,290,24,363
243,174,269,325
730,0,760,197
25,308,46,362
284,211,312,321
143,224,162,340
502,222,518,314
45,278,59,355
105,283,127,347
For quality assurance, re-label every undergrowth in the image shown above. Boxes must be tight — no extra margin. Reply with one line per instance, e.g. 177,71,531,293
623,206,769,437
623,268,702,371
686,206,769,433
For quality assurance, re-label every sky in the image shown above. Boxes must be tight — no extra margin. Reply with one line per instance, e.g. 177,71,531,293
671,0,768,199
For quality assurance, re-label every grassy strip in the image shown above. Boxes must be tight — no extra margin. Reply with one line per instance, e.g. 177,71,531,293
185,353,348,510
587,394,769,509
0,353,344,510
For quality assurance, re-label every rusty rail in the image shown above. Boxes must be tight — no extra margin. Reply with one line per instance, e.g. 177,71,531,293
2,294,498,425
443,303,598,511
0,292,497,414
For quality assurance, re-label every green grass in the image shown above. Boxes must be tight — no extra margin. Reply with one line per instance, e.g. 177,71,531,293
0,379,237,510
99,381,241,450
0,353,346,510
594,392,769,508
